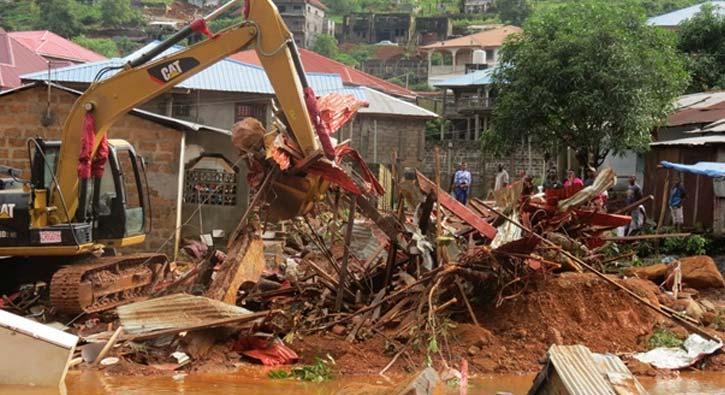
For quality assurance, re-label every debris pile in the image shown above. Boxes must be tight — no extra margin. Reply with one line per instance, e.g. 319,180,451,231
1,91,724,380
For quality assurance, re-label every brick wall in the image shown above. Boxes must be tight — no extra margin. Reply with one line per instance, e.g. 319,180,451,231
339,115,427,169
0,85,182,256
421,140,546,198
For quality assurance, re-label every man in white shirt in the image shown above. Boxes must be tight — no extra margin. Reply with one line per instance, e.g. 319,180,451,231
494,163,509,191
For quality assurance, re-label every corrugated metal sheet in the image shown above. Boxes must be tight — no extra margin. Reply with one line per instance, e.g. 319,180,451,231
702,118,725,133
9,30,106,63
592,353,649,395
117,293,253,334
650,135,725,146
433,68,495,88
21,41,345,95
358,86,438,118
350,221,387,263
546,345,614,395
647,1,725,27
675,91,725,110
531,345,648,395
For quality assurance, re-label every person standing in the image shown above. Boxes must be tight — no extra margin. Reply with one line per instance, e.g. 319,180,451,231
543,167,562,190
453,162,472,205
564,169,584,189
584,167,597,186
669,177,687,230
494,163,509,191
626,176,644,235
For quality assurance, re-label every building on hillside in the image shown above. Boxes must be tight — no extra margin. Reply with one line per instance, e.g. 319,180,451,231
359,46,428,87
464,0,495,14
420,25,521,86
274,0,330,48
0,82,235,258
231,47,417,99
643,91,725,232
421,68,545,198
647,1,725,29
8,30,105,68
340,13,451,46
336,86,438,169
0,28,105,91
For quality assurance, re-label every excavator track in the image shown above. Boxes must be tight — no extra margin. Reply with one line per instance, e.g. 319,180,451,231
50,253,168,314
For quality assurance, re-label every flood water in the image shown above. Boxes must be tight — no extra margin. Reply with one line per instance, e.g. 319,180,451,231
0,371,722,394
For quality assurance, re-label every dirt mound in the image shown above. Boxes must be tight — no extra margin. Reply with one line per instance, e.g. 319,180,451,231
677,256,725,289
463,273,662,373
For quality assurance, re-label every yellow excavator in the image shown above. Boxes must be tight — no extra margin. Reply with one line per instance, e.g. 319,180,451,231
0,0,329,314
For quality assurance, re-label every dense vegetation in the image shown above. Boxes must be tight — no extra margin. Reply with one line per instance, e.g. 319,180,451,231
677,4,725,92
488,0,688,167
0,0,144,56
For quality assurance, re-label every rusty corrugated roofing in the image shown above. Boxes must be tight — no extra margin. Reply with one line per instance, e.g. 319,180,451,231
9,30,105,63
117,293,253,334
420,25,522,50
667,101,725,127
530,345,648,395
0,28,49,90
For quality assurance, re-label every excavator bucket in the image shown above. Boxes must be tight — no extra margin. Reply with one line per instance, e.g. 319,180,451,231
265,175,326,222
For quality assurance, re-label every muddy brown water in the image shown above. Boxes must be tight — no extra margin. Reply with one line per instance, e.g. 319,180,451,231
0,371,722,394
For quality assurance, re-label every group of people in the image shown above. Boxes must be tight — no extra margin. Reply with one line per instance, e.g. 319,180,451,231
448,162,688,232
450,162,510,205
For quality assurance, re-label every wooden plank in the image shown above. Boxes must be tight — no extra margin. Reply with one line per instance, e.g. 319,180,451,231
602,233,691,242
336,197,357,312
416,171,497,239
207,238,265,304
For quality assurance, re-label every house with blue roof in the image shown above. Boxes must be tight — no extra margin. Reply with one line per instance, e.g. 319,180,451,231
416,68,546,198
648,1,725,29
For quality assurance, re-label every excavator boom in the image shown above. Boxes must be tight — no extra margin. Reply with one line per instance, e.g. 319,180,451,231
49,0,321,225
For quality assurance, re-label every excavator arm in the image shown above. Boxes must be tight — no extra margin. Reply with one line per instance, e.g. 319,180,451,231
48,0,321,225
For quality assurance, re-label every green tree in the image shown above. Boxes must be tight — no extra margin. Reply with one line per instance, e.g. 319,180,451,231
326,0,359,15
116,37,141,56
494,0,532,26
677,4,725,92
489,0,688,166
36,0,85,37
0,1,42,31
311,34,339,58
72,35,118,57
99,0,142,28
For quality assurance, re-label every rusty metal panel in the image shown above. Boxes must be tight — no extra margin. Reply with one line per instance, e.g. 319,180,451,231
592,353,649,395
546,345,615,395
415,170,497,239
117,294,253,334
535,345,649,395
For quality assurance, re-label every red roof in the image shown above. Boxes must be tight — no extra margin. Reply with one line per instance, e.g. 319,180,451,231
9,30,106,64
230,48,415,98
668,101,725,126
307,0,328,11
0,28,49,90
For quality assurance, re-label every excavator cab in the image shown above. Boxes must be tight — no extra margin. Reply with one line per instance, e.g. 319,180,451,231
28,138,149,248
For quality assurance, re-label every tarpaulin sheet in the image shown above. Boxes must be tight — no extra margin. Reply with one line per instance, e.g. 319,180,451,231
660,161,725,178
634,334,722,369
